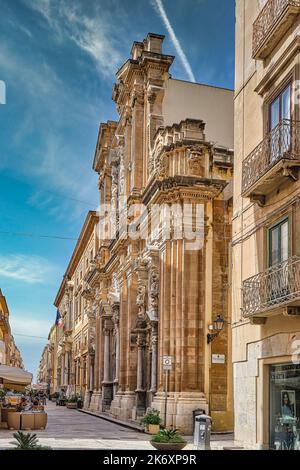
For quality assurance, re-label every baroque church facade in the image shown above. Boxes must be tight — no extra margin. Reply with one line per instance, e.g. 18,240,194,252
42,33,234,433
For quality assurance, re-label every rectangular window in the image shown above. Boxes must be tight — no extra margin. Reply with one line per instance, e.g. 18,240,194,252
270,84,291,130
268,218,289,268
269,83,292,162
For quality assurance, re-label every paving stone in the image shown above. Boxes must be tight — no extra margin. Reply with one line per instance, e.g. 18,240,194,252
0,401,235,450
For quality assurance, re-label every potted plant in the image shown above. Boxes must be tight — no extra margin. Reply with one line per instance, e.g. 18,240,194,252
0,389,6,408
66,396,78,409
150,428,187,451
141,408,162,434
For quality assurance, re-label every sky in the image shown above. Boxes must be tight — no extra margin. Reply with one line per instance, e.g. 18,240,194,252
0,0,235,380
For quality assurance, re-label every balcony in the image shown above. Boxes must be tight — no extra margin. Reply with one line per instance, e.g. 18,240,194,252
242,256,300,318
253,0,300,60
242,120,300,204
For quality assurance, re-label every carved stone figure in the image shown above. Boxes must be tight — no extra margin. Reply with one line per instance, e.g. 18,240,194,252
188,147,205,176
136,284,147,318
149,270,159,311
88,326,96,354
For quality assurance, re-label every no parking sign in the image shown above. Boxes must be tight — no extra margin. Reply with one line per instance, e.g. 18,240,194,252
162,356,172,370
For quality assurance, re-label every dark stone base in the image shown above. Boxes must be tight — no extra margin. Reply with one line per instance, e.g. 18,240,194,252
135,390,147,417
102,382,113,411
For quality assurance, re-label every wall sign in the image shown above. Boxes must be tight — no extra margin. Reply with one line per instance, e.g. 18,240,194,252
212,354,226,364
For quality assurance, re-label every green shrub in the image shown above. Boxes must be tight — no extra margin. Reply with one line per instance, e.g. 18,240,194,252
141,408,161,425
152,429,186,443
10,431,52,450
67,396,78,404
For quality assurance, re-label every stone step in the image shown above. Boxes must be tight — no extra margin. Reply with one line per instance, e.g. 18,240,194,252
77,408,145,432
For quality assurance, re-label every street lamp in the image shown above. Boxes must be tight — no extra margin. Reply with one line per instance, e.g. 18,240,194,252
207,314,227,344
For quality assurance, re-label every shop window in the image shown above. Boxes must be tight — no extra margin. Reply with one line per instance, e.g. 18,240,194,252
270,363,300,450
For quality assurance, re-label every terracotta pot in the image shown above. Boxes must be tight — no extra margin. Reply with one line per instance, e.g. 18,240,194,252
1,408,16,423
148,424,160,435
7,412,21,430
150,441,188,451
34,412,48,430
66,403,77,409
21,413,35,430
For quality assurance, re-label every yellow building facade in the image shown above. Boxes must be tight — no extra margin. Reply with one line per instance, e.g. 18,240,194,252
0,289,24,369
54,211,99,401
233,0,300,449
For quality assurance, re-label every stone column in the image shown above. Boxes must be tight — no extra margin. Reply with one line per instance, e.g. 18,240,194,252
102,322,113,411
61,353,64,387
130,85,144,193
148,261,159,394
150,331,158,392
64,351,69,387
89,294,102,412
103,327,110,383
135,331,147,416
89,355,95,391
136,336,144,391
112,302,120,392
115,330,120,384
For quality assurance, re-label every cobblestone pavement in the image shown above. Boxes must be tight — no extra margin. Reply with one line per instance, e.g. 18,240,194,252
0,401,235,450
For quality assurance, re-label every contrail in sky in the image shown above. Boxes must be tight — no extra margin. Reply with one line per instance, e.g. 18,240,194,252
151,0,196,83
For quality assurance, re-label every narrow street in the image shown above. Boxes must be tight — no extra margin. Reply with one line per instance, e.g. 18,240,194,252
0,401,234,450
0,401,152,450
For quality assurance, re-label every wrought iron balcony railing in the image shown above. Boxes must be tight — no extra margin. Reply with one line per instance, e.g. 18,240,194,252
253,0,300,59
242,119,300,197
242,256,300,318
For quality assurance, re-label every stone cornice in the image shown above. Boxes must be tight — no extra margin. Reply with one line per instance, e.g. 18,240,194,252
255,35,300,96
142,176,228,206
93,121,118,173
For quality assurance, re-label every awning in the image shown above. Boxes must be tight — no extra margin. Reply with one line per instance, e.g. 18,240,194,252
0,365,32,385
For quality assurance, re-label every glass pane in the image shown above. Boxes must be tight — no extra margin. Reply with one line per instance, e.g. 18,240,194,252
271,97,280,130
270,364,300,450
281,221,289,262
282,86,291,154
270,226,280,267
282,86,291,120
270,97,280,162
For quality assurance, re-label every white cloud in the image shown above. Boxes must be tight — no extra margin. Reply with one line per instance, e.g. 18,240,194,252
9,316,51,341
0,40,99,220
23,0,123,76
0,254,55,284
151,0,196,83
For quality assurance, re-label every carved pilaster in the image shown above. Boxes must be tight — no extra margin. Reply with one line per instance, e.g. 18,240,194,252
148,267,159,321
